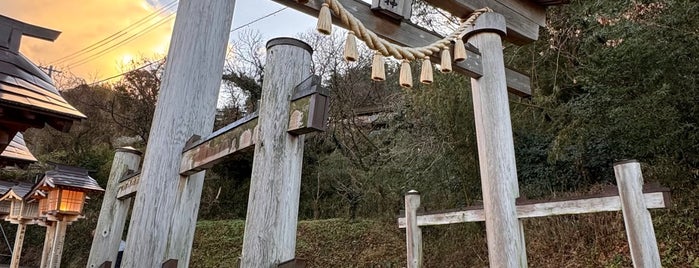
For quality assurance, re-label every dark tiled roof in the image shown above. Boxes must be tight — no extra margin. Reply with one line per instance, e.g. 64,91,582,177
0,15,86,135
0,181,36,201
37,164,103,192
0,46,86,120
0,180,17,196
0,132,37,163
9,182,35,198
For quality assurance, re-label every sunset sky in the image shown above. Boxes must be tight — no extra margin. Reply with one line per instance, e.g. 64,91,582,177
0,0,317,85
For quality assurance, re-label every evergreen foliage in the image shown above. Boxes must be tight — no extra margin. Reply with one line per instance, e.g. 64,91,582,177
2,0,697,266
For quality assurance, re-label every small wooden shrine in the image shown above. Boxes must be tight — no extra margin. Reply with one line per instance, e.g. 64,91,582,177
0,15,86,153
0,133,37,168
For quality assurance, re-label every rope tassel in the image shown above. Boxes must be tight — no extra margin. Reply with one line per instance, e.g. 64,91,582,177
317,3,332,35
310,0,491,85
399,59,413,88
371,52,385,81
420,57,433,84
440,46,452,73
344,31,358,62
453,39,467,62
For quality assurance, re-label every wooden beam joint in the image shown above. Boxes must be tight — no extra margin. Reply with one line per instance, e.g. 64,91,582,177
288,75,329,135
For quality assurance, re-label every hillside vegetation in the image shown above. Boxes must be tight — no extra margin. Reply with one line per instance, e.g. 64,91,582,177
1,0,697,267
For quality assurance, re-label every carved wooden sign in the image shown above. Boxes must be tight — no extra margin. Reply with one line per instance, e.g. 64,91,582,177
116,172,140,200
371,0,413,21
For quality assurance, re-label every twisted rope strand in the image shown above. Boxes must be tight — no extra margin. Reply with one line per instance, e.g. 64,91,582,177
325,0,491,60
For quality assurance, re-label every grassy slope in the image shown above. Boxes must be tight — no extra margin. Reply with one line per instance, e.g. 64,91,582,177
191,184,699,268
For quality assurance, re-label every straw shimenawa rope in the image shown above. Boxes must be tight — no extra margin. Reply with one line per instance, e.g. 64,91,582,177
321,0,492,60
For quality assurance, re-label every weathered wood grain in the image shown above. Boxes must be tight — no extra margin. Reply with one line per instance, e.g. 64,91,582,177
494,0,547,25
467,13,522,268
39,222,55,268
241,38,312,267
88,148,142,268
115,172,140,200
179,114,259,176
405,190,422,268
614,160,662,268
287,78,329,135
397,191,671,228
270,0,532,97
9,222,26,268
48,220,67,268
122,0,235,267
424,0,544,44
180,90,327,176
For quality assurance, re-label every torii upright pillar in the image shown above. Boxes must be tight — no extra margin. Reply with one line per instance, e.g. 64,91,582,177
87,147,142,268
240,38,313,267
121,0,236,267
465,13,526,268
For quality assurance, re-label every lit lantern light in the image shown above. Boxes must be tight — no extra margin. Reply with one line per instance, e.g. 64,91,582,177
27,164,104,220
27,164,105,268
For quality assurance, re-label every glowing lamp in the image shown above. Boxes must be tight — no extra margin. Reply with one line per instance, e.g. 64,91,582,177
27,164,103,218
45,188,86,215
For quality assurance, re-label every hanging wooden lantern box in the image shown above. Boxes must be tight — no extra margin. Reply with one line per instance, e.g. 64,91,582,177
28,164,103,218
43,188,86,215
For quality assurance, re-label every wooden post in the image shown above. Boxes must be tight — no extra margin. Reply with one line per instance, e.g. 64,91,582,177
40,222,56,268
240,38,313,267
405,190,422,268
88,147,142,268
121,0,235,267
48,220,68,268
614,160,662,267
465,13,525,268
9,222,26,268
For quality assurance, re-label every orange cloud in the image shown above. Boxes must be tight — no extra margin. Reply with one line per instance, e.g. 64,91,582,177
0,0,176,83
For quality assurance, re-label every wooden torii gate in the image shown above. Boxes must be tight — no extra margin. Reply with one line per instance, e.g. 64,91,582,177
105,0,566,267
270,0,565,267
89,35,327,268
